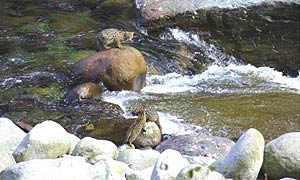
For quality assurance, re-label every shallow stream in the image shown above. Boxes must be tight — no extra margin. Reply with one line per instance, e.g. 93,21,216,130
0,1,299,142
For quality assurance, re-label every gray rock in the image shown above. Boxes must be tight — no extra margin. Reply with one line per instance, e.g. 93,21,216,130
13,120,71,162
67,133,80,154
134,121,161,148
183,155,216,167
0,147,16,172
72,137,118,164
151,149,189,180
0,156,99,180
263,132,300,180
136,0,299,20
93,159,129,180
0,117,26,153
212,128,264,180
155,134,234,159
125,169,146,180
176,164,226,180
117,149,160,170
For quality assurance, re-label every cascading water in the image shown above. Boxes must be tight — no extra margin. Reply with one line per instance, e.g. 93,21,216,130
103,28,300,138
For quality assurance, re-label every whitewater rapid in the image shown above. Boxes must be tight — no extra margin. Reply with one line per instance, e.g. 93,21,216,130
102,28,300,136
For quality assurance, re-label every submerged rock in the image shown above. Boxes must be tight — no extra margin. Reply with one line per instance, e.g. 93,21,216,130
72,46,147,91
0,156,99,180
72,137,118,164
64,82,102,103
263,132,300,180
155,134,234,159
151,149,189,180
0,118,26,154
13,120,71,162
212,128,264,180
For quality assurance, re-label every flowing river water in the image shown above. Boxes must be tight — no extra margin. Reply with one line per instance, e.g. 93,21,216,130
0,1,299,142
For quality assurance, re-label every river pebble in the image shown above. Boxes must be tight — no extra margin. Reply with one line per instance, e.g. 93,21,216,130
0,118,299,180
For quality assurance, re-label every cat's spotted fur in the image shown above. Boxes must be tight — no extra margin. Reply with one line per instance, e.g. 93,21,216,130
96,28,134,51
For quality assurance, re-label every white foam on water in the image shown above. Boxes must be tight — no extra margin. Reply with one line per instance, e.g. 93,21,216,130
102,27,300,136
158,112,204,135
143,64,300,94
169,28,238,65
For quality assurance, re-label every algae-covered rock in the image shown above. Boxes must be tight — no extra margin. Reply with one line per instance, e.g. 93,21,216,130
13,120,71,162
263,132,300,180
72,46,147,91
64,82,103,103
176,164,226,180
212,128,264,179
72,137,118,164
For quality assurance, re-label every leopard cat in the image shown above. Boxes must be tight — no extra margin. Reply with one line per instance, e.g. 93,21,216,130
124,108,146,148
96,28,134,51
131,108,162,133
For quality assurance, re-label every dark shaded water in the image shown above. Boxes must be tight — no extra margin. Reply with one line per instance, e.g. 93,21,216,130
0,0,299,143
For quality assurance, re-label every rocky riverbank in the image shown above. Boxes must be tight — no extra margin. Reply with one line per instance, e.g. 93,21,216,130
1,117,299,180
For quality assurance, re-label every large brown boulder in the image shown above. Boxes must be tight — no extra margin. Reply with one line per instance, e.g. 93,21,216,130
72,46,147,91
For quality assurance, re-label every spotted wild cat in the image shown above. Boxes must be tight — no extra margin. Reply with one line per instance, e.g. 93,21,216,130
124,108,146,148
96,28,134,51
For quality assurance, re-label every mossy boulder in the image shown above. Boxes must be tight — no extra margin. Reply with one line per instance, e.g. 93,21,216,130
263,132,300,180
72,46,147,91
211,128,264,179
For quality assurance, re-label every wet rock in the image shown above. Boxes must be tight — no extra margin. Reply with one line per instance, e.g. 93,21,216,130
212,128,264,180
155,134,234,159
117,149,160,170
0,117,26,153
176,164,226,180
12,120,33,133
64,82,102,103
77,117,133,146
263,132,300,180
134,121,162,148
72,137,118,164
137,0,300,76
0,156,100,180
94,159,129,180
13,120,71,162
72,46,147,91
0,147,16,172
151,149,189,180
